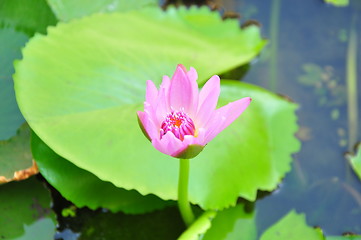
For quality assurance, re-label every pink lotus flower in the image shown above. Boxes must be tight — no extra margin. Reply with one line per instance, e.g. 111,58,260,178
137,64,251,159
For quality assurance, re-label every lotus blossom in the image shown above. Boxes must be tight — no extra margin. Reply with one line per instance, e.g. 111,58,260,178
137,64,251,159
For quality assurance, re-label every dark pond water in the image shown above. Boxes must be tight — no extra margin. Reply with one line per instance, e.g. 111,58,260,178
228,0,361,235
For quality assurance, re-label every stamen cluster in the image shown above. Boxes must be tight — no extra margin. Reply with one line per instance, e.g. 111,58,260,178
160,110,195,141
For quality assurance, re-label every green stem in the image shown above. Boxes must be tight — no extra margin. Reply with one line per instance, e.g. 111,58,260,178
269,0,281,92
346,13,358,152
178,158,194,227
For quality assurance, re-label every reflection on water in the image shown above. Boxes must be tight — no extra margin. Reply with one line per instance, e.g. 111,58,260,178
223,0,361,235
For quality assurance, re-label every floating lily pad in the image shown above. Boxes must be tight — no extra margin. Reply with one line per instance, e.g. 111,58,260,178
260,210,324,240
347,144,361,181
192,205,360,240
202,203,257,240
0,0,57,36
47,0,158,21
0,29,27,141
32,133,173,214
0,176,56,239
13,7,298,210
0,0,57,141
0,124,38,183
178,211,217,240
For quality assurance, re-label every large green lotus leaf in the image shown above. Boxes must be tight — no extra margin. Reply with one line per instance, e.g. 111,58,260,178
0,124,36,183
47,0,158,21
0,176,56,239
14,7,296,210
260,210,324,240
202,203,257,240
191,81,300,207
15,7,266,88
32,132,174,214
347,143,361,180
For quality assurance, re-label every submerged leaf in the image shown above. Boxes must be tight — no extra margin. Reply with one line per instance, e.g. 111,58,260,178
0,177,56,239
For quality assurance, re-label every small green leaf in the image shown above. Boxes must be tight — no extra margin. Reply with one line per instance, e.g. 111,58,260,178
47,0,158,21
260,210,324,240
0,177,56,239
61,205,77,218
32,133,173,214
178,211,217,240
347,143,361,181
0,124,35,182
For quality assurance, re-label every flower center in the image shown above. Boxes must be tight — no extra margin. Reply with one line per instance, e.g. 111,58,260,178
160,110,195,141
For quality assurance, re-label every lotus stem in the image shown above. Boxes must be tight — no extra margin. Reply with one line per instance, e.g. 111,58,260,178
178,158,195,227
269,0,281,91
346,13,358,152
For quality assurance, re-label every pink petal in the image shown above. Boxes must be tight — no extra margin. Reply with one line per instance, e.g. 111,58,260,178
183,127,207,146
204,97,252,143
155,75,171,122
145,80,158,106
187,67,199,116
168,65,195,113
187,67,198,82
152,131,187,157
195,75,220,127
160,75,171,90
137,111,159,140
144,80,159,125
